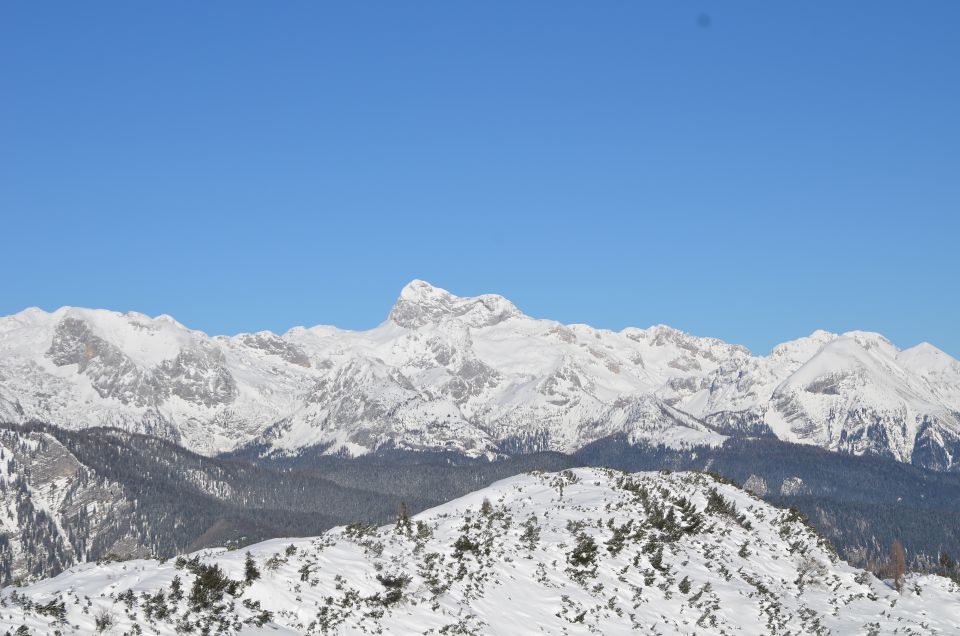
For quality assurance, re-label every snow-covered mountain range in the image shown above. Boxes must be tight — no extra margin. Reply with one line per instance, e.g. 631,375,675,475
1,280,958,469
5,468,959,634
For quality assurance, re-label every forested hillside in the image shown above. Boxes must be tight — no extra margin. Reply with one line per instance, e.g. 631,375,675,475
4,469,959,635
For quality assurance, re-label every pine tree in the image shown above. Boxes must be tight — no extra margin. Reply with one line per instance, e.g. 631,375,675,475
299,563,313,582
169,575,183,602
520,515,540,552
480,498,493,516
244,552,260,584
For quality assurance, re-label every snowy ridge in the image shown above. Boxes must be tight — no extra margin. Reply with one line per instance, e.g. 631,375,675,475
3,468,958,634
1,281,959,468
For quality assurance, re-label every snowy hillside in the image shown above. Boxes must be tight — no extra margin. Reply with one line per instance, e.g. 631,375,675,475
3,468,958,635
1,280,959,469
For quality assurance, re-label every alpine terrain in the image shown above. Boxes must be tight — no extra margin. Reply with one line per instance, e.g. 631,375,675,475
3,468,958,635
1,280,958,470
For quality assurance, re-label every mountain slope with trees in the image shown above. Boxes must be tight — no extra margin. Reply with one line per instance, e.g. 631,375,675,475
4,468,959,635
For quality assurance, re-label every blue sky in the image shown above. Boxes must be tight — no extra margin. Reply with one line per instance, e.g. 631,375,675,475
2,2,958,356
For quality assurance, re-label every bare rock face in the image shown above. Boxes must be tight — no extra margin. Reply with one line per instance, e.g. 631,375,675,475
158,343,238,407
780,476,808,496
0,388,24,422
743,474,768,496
0,428,133,584
911,415,960,471
47,318,166,407
239,333,311,367
47,317,238,410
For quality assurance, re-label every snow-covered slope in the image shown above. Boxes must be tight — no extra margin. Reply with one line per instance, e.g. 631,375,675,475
4,468,958,634
1,280,959,469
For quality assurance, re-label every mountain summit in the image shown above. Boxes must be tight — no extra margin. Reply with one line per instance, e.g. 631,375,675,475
388,279,522,328
1,281,959,469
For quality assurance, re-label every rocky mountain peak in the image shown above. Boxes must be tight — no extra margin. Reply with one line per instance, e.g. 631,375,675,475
387,279,522,328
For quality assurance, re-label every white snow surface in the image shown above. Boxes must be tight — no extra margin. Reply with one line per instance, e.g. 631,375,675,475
3,468,958,635
1,281,959,467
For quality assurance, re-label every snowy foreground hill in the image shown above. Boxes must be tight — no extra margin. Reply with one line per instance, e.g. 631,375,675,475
2,280,960,469
3,469,958,635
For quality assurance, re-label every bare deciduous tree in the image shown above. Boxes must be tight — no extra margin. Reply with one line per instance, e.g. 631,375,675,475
891,540,906,593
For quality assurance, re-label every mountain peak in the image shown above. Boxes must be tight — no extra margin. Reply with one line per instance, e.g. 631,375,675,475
898,341,960,374
388,280,522,328
396,279,452,305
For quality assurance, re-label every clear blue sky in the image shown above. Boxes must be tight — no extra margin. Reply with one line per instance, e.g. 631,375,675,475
2,2,958,356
